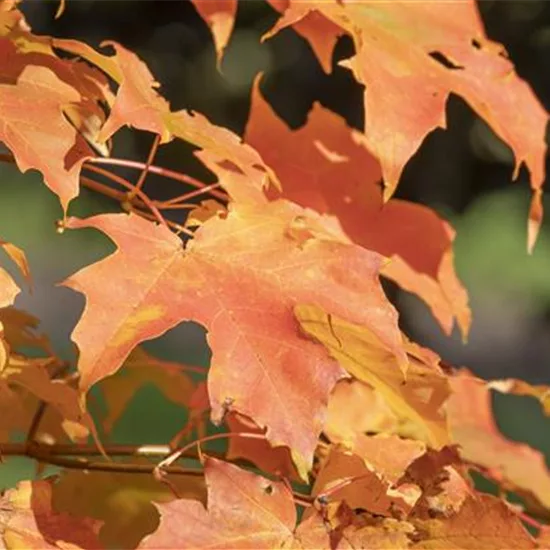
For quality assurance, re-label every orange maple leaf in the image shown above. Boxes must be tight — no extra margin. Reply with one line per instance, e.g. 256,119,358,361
245,77,470,337
191,0,237,69
62,200,405,476
139,456,297,549
265,0,548,249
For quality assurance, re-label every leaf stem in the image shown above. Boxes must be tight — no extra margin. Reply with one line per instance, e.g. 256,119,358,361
156,432,268,472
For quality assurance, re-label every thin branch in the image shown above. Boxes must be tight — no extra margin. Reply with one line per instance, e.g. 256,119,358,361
0,440,315,507
137,209,195,238
87,157,229,201
80,176,196,238
132,134,161,195
293,493,313,508
155,203,196,211
157,183,223,207
25,443,203,476
83,164,167,227
80,175,131,204
517,509,545,531
316,474,369,502
156,432,268,472
2,442,177,458
170,410,209,449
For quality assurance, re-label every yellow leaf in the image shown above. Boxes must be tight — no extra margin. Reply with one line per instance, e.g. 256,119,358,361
295,304,450,448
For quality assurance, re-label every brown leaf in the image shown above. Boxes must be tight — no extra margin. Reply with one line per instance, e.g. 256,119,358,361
312,437,425,518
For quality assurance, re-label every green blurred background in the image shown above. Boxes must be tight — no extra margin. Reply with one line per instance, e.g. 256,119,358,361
0,0,549,491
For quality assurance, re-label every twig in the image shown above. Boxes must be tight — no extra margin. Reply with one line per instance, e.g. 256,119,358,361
158,183,223,207
83,164,167,227
0,440,315,507
2,443,174,457
80,175,132,204
156,431,268,474
517,509,545,531
132,135,160,195
80,176,195,237
24,442,203,476
87,158,229,201
137,209,195,238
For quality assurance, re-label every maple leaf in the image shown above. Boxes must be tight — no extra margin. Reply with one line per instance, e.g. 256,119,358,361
87,41,278,202
0,28,112,211
138,456,297,549
537,527,550,550
191,0,237,69
245,77,470,337
265,0,548,249
421,466,471,518
62,200,404,477
0,0,28,35
0,307,54,364
267,0,344,74
0,307,87,442
0,479,103,549
411,494,535,549
296,305,450,449
0,62,81,211
185,199,227,229
447,371,550,511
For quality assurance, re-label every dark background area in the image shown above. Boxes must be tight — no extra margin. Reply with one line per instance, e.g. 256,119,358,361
1,0,549,483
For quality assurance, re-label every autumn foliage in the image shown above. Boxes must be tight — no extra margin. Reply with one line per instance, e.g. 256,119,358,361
0,0,550,548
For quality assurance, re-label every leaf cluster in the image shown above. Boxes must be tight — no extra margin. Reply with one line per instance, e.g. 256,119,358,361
0,1,548,548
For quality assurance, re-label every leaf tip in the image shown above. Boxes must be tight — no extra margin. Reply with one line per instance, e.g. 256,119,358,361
527,189,543,255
